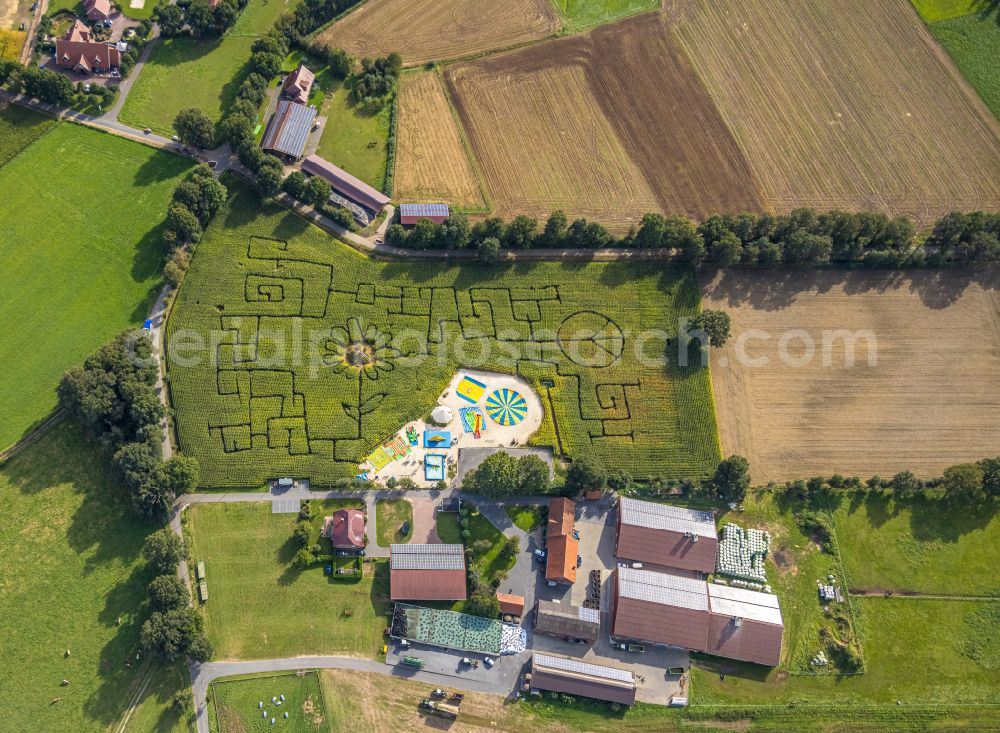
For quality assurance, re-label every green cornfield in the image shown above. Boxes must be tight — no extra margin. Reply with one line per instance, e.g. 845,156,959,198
167,184,720,487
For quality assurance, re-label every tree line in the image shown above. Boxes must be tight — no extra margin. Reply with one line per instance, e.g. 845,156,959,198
384,208,1000,267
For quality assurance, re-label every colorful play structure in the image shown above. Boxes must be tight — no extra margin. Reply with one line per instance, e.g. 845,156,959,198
456,375,487,403
485,388,528,426
424,453,446,482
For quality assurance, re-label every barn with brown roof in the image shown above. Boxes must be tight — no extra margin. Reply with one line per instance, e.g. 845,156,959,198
610,567,783,667
530,654,637,705
54,20,121,74
389,544,466,601
301,154,390,215
321,508,365,550
615,497,718,574
282,64,315,105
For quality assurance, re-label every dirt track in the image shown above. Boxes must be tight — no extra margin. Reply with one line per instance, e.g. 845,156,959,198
445,13,764,230
702,269,1000,482
316,0,560,66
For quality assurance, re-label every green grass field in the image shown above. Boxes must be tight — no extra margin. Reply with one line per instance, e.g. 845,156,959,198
375,499,412,546
929,13,1000,119
0,117,190,450
504,504,546,533
186,502,388,660
167,183,720,487
909,0,984,22
120,0,301,136
0,423,187,732
211,671,327,733
552,0,660,31
314,84,390,190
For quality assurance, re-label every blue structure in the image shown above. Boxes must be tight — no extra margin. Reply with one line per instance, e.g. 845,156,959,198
425,454,446,482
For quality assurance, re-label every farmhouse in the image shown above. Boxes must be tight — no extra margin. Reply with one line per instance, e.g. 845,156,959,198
301,155,390,215
282,64,315,105
616,497,718,574
400,203,450,225
261,100,316,161
54,20,121,74
530,654,637,706
321,508,365,550
533,600,600,643
389,543,467,601
83,0,112,22
610,567,783,667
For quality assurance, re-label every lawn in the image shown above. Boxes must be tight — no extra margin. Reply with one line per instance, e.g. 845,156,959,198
0,118,190,451
120,0,302,136
167,182,720,487
929,12,1000,119
0,423,180,732
314,83,391,191
833,490,1000,595
552,0,660,31
375,498,412,546
504,504,546,533
909,0,983,22
211,671,327,733
186,501,388,660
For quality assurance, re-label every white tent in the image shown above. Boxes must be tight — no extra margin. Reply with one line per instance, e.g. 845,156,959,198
431,406,453,424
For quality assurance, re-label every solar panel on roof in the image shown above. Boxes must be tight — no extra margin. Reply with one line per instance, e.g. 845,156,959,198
619,497,717,537
534,654,634,683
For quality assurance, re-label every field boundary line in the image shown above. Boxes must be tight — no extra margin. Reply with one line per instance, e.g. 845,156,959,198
0,408,66,463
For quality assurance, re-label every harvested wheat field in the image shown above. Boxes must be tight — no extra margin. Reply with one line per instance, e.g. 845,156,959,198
315,0,560,66
672,0,1000,224
702,269,1000,483
445,13,763,229
394,71,484,208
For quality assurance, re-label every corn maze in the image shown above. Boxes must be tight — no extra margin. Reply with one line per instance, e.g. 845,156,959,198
167,186,720,487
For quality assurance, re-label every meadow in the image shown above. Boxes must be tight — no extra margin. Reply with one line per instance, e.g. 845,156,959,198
0,115,190,450
120,0,300,135
314,0,560,66
673,0,1000,224
0,423,190,732
186,501,388,660
167,184,720,487
211,671,327,733
314,83,391,191
930,12,1000,120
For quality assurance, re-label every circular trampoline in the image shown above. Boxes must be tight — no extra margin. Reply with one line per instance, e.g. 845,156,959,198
485,389,528,426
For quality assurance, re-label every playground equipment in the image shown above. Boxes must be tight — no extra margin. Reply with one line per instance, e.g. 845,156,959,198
456,375,487,403
485,389,528,426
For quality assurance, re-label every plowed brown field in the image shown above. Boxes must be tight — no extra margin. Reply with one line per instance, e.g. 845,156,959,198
394,71,484,208
702,269,1000,483
672,0,1000,224
315,0,560,66
444,13,764,229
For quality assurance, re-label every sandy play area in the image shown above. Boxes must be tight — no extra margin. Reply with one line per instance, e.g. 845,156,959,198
360,369,543,487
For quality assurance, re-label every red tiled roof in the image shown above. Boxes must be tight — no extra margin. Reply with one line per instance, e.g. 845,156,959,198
322,508,365,549
497,592,525,616
547,497,575,538
545,533,578,584
282,64,315,105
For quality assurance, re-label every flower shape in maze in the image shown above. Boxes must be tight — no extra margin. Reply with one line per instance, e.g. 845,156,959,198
321,317,401,381
556,311,625,368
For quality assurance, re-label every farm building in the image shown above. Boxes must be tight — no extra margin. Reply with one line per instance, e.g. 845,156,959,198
615,497,718,574
497,592,525,618
546,533,578,585
534,600,600,643
530,654,637,705
321,508,365,550
610,567,783,667
301,155,390,215
54,20,120,74
261,100,316,161
547,497,575,537
389,544,467,601
282,64,315,105
83,0,112,21
400,203,450,225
